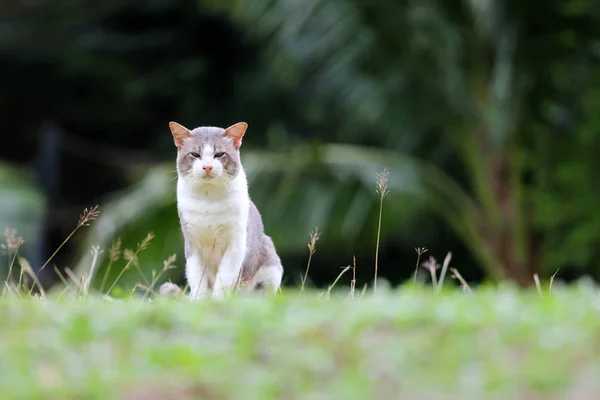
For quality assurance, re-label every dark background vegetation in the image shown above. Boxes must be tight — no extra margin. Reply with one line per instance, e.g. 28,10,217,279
1,0,600,292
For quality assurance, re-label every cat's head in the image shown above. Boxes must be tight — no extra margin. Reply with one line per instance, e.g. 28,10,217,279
169,121,247,186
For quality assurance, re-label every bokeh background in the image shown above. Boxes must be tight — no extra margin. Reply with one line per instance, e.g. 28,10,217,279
2,0,600,292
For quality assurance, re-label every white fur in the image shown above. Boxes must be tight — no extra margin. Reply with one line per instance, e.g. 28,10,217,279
193,145,224,179
239,266,283,294
177,151,249,300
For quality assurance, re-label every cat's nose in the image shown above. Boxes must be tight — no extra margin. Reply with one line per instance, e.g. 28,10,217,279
202,165,213,173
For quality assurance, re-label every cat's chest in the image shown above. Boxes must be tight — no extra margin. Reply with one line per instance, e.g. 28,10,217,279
179,195,241,227
178,192,247,247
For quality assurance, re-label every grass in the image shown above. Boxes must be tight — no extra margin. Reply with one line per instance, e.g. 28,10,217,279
2,169,599,399
2,286,600,399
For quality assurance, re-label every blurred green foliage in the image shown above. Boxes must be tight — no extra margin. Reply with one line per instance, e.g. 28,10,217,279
2,0,600,289
2,286,600,398
0,163,44,277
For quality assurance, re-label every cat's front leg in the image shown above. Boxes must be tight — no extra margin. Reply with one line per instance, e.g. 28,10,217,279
213,231,246,299
186,252,211,300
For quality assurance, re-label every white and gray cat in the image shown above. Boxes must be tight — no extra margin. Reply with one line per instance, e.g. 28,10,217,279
160,121,283,299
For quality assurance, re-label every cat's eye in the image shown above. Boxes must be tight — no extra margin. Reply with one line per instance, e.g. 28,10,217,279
214,152,225,158
190,152,200,158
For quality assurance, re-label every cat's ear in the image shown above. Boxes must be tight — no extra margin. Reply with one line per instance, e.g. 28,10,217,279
169,121,191,149
224,122,248,150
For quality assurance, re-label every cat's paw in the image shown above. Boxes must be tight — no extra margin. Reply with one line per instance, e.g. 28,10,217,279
159,282,182,297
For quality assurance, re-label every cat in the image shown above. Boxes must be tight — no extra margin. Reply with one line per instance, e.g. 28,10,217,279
162,120,283,299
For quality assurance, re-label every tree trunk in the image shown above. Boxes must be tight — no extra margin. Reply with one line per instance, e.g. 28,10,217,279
486,151,539,287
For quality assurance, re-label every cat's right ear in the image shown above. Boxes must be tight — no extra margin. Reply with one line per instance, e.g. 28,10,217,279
169,121,191,149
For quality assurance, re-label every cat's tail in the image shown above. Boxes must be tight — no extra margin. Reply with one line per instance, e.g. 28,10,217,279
159,281,182,297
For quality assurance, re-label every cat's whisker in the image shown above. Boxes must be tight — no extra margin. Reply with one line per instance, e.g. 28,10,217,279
219,174,234,188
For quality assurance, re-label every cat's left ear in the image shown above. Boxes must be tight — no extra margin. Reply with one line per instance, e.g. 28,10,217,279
169,121,191,149
224,122,248,150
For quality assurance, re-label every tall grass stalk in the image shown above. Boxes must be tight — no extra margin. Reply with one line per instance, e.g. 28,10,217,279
374,169,389,295
533,273,542,297
104,233,154,296
450,268,472,293
142,254,177,300
38,206,100,276
549,269,560,294
2,229,24,285
300,227,319,295
326,266,351,298
413,247,428,285
83,246,103,295
421,256,439,290
436,252,452,292
349,256,356,298
21,258,45,297
100,238,122,293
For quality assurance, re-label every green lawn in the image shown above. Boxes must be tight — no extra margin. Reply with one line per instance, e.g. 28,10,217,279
1,286,600,399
